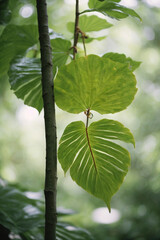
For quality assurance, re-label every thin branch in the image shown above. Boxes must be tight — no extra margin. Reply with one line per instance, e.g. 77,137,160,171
73,0,79,60
36,1,57,240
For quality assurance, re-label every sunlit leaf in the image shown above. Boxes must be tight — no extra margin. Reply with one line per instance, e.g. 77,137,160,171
84,0,141,21
103,52,141,71
67,15,112,34
58,119,134,210
54,54,137,114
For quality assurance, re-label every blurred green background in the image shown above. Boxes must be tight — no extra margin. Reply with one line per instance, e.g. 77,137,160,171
1,0,160,239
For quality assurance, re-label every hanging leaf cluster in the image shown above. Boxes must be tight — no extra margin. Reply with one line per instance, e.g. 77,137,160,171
55,53,138,210
0,0,141,211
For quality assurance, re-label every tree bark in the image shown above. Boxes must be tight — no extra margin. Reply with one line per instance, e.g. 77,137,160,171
36,1,57,240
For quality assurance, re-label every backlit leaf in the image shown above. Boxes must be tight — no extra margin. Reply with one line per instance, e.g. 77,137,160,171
67,15,112,34
58,119,134,210
103,52,141,71
54,54,137,114
84,0,141,21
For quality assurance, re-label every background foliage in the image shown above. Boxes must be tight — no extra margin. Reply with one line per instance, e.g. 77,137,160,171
0,0,160,239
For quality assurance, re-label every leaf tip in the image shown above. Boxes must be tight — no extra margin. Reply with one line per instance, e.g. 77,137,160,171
105,200,111,213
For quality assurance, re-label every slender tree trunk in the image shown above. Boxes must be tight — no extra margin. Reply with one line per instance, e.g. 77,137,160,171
36,1,57,240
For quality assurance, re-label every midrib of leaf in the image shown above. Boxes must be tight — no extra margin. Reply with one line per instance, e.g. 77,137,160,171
85,127,97,172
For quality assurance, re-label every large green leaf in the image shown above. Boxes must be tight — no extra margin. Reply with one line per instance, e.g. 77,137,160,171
103,52,141,71
54,54,137,114
8,38,72,112
0,24,38,76
58,119,134,211
67,15,112,34
84,0,141,21
8,57,43,112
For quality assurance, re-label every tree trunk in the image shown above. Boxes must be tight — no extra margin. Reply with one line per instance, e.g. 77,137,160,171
36,1,57,240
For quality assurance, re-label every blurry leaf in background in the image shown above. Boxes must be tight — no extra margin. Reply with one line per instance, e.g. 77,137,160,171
55,54,137,114
0,0,11,25
0,179,93,240
56,222,94,240
0,179,44,233
58,119,134,211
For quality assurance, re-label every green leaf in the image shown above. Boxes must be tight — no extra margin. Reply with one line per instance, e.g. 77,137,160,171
67,15,112,34
0,24,38,76
57,222,94,240
85,0,141,21
58,119,134,211
0,0,11,25
0,179,93,240
54,54,137,114
103,52,141,71
89,0,120,8
8,38,72,112
78,35,106,43
51,38,72,74
0,181,44,233
0,10,11,25
8,57,43,112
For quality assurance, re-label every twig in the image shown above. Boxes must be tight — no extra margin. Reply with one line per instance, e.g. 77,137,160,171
73,0,79,59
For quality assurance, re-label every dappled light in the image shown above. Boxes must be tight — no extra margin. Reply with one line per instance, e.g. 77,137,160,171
19,5,34,18
92,208,121,224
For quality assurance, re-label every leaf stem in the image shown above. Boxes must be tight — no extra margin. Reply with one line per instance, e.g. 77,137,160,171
85,126,97,172
81,33,87,57
85,108,90,128
73,0,79,60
